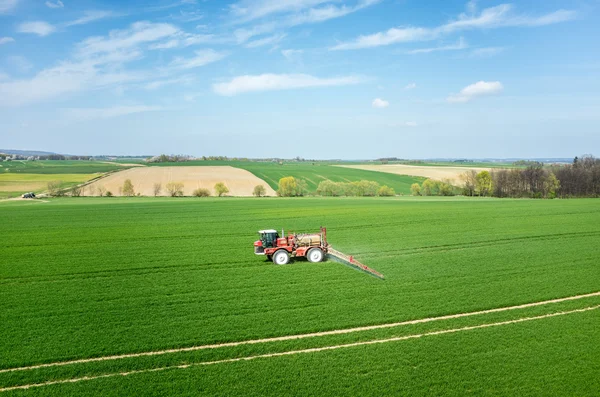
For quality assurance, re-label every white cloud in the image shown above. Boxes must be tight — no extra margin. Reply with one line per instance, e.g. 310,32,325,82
148,39,180,50
17,21,56,37
245,33,286,48
144,76,193,90
230,0,333,22
63,105,162,121
405,121,417,127
447,80,503,103
470,46,504,57
0,37,15,45
170,9,204,22
169,49,227,69
213,73,363,96
77,21,179,57
148,33,214,50
0,0,19,13
232,0,380,43
372,98,389,108
331,4,576,50
65,11,117,26
331,27,433,50
286,0,380,25
407,37,467,54
0,54,150,107
45,0,63,8
404,82,416,90
281,48,303,61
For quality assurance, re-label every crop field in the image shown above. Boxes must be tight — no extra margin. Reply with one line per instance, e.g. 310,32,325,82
0,161,130,198
1,197,599,395
148,160,424,194
0,161,127,175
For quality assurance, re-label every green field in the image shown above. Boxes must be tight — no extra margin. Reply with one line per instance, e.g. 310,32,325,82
0,160,126,174
0,161,128,198
1,197,599,395
148,160,424,194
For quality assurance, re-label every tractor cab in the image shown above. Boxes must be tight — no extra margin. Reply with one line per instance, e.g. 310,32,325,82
254,229,279,255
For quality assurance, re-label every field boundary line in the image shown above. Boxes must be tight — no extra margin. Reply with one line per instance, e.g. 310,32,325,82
2,305,598,393
2,291,600,374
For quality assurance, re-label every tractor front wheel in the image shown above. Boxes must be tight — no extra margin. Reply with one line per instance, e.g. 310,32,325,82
307,248,324,263
266,255,272,261
273,250,290,265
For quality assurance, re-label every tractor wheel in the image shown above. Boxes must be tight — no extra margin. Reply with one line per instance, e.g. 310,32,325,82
266,255,272,261
307,248,324,263
273,250,290,265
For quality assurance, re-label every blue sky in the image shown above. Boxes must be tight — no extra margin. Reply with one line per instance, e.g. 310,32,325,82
0,0,598,159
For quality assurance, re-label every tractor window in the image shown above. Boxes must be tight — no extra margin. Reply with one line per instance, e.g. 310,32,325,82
261,232,278,248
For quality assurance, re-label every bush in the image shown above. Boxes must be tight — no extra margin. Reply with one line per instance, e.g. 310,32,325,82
122,179,135,197
47,180,65,197
253,185,266,197
377,185,395,196
70,185,84,197
166,182,184,197
214,182,229,197
105,191,113,197
193,188,211,197
153,183,162,197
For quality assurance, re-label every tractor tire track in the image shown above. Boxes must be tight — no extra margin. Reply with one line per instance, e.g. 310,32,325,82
2,291,599,374
2,305,598,393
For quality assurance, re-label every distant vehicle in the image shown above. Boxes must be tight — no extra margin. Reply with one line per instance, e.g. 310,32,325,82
22,192,36,199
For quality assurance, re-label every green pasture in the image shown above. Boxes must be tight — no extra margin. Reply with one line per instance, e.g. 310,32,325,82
0,173,97,199
1,197,599,395
0,160,125,175
147,160,424,194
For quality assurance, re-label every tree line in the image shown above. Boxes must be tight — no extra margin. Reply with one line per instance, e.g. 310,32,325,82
459,155,599,198
276,176,395,197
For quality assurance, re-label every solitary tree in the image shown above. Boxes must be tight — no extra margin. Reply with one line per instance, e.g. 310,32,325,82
410,183,421,196
122,179,135,196
153,183,162,197
253,185,266,197
277,176,298,197
214,182,229,197
476,171,493,197
96,185,106,197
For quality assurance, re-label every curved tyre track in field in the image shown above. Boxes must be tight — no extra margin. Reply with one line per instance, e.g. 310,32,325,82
1,305,598,392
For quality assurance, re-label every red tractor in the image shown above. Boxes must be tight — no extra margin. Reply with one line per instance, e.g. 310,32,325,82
254,227,328,265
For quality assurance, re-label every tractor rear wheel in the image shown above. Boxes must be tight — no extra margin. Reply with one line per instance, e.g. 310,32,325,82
307,248,324,263
273,250,290,265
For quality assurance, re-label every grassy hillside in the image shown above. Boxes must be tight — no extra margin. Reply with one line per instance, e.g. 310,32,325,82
148,160,424,194
1,197,599,394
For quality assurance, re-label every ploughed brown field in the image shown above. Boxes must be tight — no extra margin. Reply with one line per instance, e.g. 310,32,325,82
85,166,276,196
